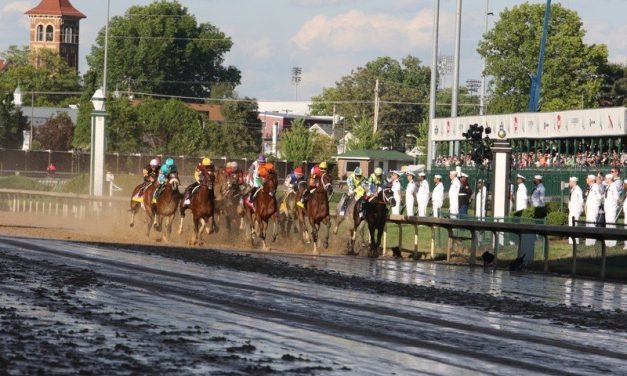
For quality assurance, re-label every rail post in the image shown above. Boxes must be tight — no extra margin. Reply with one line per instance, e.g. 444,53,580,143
600,241,607,280
430,227,435,259
470,230,477,266
571,239,577,277
398,223,403,253
446,228,453,261
543,235,550,273
413,224,419,259
492,231,499,270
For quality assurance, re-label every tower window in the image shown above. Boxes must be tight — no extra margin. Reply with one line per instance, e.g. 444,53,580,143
46,25,54,42
62,26,73,43
36,25,44,41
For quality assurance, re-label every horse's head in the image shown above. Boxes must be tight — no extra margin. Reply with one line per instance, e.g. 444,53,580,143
199,169,214,189
168,174,180,191
321,173,333,195
263,168,278,193
380,187,395,206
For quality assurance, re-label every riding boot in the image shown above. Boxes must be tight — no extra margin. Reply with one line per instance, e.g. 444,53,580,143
297,189,309,208
359,200,366,219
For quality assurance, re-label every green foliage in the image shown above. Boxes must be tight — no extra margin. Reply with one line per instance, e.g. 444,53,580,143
545,201,561,214
477,3,608,113
279,119,314,162
346,117,380,151
546,211,568,226
62,174,89,194
0,175,47,191
0,92,27,148
107,97,141,153
311,56,430,150
84,0,241,98
311,133,337,162
0,47,80,106
599,62,626,107
72,98,93,150
34,113,74,151
205,93,262,158
435,88,479,118
138,98,207,155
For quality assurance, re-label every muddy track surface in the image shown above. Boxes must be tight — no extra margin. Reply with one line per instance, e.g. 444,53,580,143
1,236,626,375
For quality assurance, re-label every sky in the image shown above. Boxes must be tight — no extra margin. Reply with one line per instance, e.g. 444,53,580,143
1,0,625,102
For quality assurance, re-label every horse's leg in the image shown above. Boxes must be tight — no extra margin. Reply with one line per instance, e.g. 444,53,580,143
311,220,319,255
129,202,139,228
322,217,331,250
190,216,199,246
198,217,207,245
333,215,344,235
260,220,269,251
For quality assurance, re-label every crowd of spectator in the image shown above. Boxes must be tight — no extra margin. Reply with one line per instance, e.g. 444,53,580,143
434,150,627,169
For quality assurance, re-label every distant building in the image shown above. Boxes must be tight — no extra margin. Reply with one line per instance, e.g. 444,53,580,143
334,149,414,179
259,112,335,156
25,0,86,70
22,107,79,128
258,101,312,116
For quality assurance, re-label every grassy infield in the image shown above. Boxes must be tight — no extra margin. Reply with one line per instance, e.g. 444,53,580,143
1,175,625,280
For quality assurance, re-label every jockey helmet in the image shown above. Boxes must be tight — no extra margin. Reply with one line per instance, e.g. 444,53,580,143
354,167,362,176
149,158,159,167
319,161,328,170
165,158,175,167
201,157,211,167
374,167,383,176
294,166,303,175
231,161,239,170
257,154,266,163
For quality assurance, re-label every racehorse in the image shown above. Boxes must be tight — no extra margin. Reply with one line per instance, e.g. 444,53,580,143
129,178,157,235
334,188,394,257
298,173,332,254
215,168,244,231
178,169,215,245
279,181,304,238
244,168,279,251
151,175,182,243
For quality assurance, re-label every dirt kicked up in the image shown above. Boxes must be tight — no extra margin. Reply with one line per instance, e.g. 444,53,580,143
1,235,626,375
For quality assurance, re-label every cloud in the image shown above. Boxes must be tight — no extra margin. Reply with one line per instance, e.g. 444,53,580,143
1,2,31,15
584,22,627,63
291,9,452,53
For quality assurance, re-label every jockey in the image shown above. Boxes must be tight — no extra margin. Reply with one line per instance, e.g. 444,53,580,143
297,162,328,208
135,158,160,198
284,166,305,193
153,158,178,202
367,167,385,200
341,166,367,215
182,158,212,207
227,161,245,186
247,154,267,203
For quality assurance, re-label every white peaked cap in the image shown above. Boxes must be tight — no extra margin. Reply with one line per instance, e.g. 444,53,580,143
435,174,442,179
534,175,542,180
569,177,578,182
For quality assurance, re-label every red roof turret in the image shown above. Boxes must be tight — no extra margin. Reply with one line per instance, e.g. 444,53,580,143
25,0,86,19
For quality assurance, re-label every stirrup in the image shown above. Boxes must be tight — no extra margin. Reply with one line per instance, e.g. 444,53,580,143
297,201,305,208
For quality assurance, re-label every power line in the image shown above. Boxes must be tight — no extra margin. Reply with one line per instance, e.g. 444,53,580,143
109,35,230,42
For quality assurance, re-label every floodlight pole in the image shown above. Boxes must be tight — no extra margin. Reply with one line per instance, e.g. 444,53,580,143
427,0,440,171
451,0,462,156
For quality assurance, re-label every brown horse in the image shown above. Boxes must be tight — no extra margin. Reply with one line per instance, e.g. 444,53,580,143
151,175,182,243
178,169,215,245
298,174,332,254
215,168,244,231
129,179,157,236
279,181,304,238
244,169,279,251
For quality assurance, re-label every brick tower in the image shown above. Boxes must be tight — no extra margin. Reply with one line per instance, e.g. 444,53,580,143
25,0,86,70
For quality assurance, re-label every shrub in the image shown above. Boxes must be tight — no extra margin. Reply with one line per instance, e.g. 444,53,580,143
546,211,568,226
0,176,48,191
545,201,560,213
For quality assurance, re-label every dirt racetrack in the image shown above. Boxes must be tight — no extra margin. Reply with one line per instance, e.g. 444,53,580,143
1,212,627,375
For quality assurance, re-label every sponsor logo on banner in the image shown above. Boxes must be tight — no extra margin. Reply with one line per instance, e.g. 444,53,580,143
513,116,519,132
608,115,614,128
556,114,561,131
446,120,451,135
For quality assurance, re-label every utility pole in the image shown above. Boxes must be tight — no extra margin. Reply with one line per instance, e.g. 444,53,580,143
451,0,462,156
102,0,111,98
373,79,380,135
480,0,492,116
427,0,440,171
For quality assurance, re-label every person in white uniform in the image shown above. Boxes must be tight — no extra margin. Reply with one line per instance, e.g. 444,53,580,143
515,174,528,212
475,179,487,218
567,177,584,245
390,171,402,215
448,171,460,217
585,174,603,246
531,175,545,208
417,172,430,217
604,173,620,247
432,175,444,218
405,171,416,217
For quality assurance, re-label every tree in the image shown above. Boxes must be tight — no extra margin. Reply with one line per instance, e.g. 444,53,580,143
0,47,81,107
0,92,27,149
83,0,241,98
137,98,207,155
435,88,479,118
279,119,314,162
34,113,74,151
346,118,380,151
107,97,141,152
311,56,430,150
477,3,608,113
598,62,626,107
311,133,337,162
